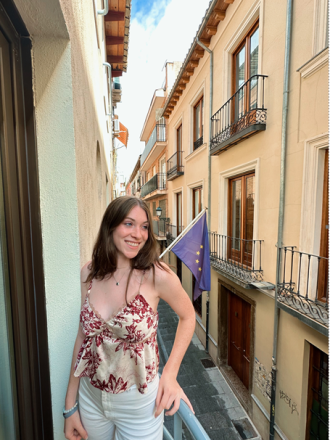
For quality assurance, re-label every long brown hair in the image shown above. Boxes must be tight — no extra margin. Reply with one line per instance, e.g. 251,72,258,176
86,196,166,301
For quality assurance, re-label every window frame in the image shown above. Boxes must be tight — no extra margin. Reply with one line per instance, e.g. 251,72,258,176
193,96,204,148
232,19,259,95
228,171,255,267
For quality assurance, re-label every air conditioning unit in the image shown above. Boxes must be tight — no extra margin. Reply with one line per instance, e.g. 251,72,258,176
113,119,120,136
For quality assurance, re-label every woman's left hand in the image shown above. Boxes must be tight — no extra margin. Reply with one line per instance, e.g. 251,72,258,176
154,371,194,417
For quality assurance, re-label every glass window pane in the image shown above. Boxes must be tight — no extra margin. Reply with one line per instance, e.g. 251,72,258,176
250,27,259,77
236,46,246,90
250,27,259,109
232,180,241,250
195,104,200,139
245,175,255,254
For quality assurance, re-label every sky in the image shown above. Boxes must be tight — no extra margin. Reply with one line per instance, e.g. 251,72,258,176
115,0,210,182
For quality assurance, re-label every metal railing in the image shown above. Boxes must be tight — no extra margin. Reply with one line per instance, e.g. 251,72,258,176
277,247,328,326
140,173,166,198
163,400,210,440
209,232,263,284
152,219,168,237
141,124,166,165
194,136,203,151
210,75,267,152
166,224,184,245
167,151,184,179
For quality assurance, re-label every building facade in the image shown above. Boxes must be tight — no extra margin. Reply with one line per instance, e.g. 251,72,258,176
0,0,131,439
161,0,328,439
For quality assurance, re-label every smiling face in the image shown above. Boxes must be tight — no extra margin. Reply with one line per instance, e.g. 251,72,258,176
112,205,149,265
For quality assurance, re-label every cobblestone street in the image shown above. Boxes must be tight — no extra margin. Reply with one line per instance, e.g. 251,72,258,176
157,299,261,440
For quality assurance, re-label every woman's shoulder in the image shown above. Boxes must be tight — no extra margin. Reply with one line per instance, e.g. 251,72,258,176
153,261,179,284
80,260,92,283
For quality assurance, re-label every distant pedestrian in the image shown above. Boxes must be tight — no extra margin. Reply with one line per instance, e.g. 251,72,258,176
64,196,195,440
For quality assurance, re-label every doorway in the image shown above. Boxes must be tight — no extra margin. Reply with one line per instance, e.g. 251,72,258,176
228,291,251,389
0,4,53,439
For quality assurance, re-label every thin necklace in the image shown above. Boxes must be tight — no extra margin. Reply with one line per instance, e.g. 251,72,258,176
113,268,129,286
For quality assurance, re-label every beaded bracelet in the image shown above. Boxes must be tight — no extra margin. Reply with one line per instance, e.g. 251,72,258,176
63,400,79,419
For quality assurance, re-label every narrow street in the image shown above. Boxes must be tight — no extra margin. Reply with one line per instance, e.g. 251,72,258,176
157,299,261,440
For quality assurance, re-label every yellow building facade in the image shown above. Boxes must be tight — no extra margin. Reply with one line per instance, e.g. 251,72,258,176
159,0,328,439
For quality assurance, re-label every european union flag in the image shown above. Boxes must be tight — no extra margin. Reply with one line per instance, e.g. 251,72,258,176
171,212,211,300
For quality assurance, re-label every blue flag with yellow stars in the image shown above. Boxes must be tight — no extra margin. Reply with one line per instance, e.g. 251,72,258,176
171,212,211,300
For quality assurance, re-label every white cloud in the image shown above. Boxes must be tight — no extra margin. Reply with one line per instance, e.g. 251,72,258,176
116,0,210,181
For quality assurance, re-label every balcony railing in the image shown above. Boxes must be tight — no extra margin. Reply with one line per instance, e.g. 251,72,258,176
152,219,169,237
163,399,210,440
277,247,328,328
209,232,263,285
194,136,203,151
210,75,267,155
141,124,166,165
167,151,184,180
166,224,184,246
140,173,166,198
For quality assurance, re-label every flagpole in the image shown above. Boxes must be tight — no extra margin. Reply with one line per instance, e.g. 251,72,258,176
159,208,207,260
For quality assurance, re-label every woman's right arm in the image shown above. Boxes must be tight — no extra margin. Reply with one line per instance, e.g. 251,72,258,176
64,263,90,440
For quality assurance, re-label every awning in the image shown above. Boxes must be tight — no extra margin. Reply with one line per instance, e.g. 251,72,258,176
118,122,129,147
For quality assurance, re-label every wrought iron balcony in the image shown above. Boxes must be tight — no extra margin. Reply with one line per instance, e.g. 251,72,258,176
152,219,169,238
141,124,166,165
277,247,328,333
166,224,184,246
140,173,166,198
210,75,267,155
209,232,263,287
167,151,184,180
194,136,203,151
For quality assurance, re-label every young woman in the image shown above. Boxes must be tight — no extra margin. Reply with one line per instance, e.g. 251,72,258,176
64,196,195,440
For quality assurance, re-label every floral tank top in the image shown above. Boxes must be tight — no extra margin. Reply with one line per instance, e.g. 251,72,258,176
74,272,159,394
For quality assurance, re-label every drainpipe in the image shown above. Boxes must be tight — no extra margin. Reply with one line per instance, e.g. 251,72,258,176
270,0,293,438
103,62,114,198
98,0,109,15
196,38,213,353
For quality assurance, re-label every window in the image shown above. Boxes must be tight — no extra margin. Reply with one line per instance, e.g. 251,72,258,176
177,124,182,153
228,173,255,266
152,201,156,217
192,187,203,315
176,192,182,236
313,0,329,55
192,187,203,219
193,97,204,150
318,149,328,301
152,166,156,176
233,21,259,120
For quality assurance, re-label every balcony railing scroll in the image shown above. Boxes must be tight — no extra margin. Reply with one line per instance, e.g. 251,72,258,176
194,136,203,151
277,246,328,327
209,232,263,284
141,124,166,165
210,75,267,154
140,173,166,198
167,151,184,180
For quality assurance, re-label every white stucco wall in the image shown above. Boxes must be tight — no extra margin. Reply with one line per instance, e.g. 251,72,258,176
31,36,81,439
14,0,113,438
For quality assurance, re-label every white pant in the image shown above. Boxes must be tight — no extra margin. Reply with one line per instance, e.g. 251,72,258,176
78,375,164,440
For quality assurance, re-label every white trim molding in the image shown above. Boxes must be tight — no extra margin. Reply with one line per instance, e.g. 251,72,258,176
223,0,264,102
299,133,328,255
218,159,260,239
298,47,328,79
189,81,206,154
